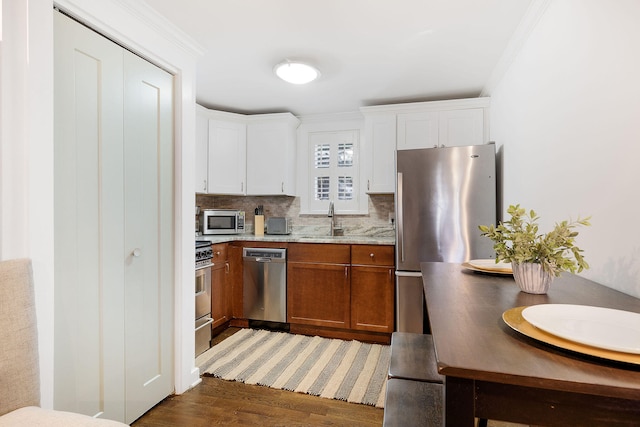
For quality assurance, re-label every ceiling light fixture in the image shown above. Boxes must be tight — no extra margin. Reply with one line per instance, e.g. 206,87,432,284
274,60,320,85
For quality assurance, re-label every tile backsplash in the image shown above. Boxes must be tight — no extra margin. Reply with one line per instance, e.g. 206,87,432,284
196,194,395,237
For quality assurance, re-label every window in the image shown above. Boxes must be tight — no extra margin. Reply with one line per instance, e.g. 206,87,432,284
305,128,363,214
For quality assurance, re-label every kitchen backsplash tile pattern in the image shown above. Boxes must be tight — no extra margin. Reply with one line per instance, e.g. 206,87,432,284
196,194,395,237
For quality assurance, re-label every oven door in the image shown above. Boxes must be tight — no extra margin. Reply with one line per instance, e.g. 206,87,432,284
195,265,211,319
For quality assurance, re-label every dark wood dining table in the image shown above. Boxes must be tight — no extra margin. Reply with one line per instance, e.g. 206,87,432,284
421,262,640,427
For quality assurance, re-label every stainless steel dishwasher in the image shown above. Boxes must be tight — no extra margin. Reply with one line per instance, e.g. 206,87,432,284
243,247,287,322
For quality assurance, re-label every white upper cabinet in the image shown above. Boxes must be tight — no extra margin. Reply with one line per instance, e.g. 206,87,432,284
246,113,300,196
207,112,247,195
396,111,439,150
396,98,490,150
361,111,396,193
195,105,209,193
438,108,485,146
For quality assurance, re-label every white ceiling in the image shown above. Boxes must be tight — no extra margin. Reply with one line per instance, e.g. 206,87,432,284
143,0,533,117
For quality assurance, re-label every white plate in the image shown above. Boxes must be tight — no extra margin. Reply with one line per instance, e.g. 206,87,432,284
522,304,640,354
468,259,513,273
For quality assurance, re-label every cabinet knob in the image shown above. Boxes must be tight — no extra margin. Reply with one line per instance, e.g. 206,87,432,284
370,253,375,258
132,248,141,257
214,251,221,257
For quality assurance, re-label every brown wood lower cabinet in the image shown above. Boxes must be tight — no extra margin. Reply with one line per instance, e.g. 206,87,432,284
351,245,395,333
287,243,351,329
287,262,351,328
211,243,231,329
286,243,395,337
351,265,394,333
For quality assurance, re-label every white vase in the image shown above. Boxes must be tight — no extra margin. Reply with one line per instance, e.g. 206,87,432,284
511,262,554,294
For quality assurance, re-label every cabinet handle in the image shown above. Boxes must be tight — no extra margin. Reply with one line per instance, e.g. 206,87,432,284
281,182,284,193
241,182,244,192
367,179,370,191
345,266,348,278
203,180,207,191
132,248,141,257
225,262,229,273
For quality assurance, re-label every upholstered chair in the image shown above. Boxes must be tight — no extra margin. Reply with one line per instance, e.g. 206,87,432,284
0,258,128,426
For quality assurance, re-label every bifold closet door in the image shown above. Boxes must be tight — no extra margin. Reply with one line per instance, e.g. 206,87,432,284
122,49,174,423
54,11,174,424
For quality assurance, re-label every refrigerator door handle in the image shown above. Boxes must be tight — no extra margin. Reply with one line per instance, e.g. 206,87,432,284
397,172,405,263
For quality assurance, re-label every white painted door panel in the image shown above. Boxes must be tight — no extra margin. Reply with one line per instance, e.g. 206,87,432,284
396,111,439,150
54,12,125,422
207,119,246,194
123,50,174,424
246,115,298,195
363,113,396,193
195,107,209,193
438,108,484,146
54,11,173,424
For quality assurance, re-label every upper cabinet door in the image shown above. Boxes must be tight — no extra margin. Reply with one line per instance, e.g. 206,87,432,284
207,119,247,195
246,113,299,196
438,108,484,147
363,113,396,193
195,106,209,193
396,111,439,150
396,99,489,150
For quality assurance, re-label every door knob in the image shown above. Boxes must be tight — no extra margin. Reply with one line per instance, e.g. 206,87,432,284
132,248,142,257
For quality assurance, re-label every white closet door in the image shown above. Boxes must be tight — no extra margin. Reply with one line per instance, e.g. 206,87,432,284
54,11,174,424
122,50,174,423
54,12,126,422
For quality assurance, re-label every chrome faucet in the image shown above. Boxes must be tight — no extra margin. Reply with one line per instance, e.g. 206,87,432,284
328,201,335,236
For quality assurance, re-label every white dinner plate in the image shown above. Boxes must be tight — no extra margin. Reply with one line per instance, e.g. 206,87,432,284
522,304,640,354
467,259,513,273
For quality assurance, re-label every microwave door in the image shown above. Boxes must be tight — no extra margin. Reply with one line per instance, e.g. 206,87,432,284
209,215,235,230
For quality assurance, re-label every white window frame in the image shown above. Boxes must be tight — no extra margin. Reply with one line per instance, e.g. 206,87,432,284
297,116,368,215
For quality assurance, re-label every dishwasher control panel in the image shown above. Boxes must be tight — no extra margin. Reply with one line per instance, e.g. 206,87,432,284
243,248,286,259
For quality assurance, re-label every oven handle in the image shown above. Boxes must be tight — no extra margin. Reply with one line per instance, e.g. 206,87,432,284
196,263,212,271
195,317,214,332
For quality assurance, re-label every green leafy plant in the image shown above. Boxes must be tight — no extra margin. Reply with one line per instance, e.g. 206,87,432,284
479,204,591,277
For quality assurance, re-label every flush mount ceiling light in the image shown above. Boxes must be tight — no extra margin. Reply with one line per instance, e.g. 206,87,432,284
274,60,320,85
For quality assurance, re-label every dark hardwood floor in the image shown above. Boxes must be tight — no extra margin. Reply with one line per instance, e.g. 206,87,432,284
131,376,383,427
131,327,383,427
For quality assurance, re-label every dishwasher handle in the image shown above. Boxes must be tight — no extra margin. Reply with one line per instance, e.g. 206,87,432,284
255,257,272,263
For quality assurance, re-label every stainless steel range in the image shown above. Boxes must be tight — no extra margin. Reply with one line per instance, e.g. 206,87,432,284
195,241,213,356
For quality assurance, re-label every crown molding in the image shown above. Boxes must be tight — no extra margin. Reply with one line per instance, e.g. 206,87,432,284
55,0,205,63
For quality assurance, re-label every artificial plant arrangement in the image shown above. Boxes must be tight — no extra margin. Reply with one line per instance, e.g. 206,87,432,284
479,204,591,277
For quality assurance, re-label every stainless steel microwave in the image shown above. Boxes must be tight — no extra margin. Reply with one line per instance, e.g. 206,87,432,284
200,209,245,235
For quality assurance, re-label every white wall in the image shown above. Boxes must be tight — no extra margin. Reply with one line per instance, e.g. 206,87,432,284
489,0,640,298
1,0,202,407
1,0,55,408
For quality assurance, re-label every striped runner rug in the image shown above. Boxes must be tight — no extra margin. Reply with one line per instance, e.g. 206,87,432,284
196,328,390,408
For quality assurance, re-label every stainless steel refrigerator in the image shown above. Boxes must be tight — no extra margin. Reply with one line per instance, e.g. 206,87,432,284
395,144,496,333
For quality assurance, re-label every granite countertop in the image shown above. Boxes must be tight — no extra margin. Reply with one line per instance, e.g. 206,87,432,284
196,233,395,246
